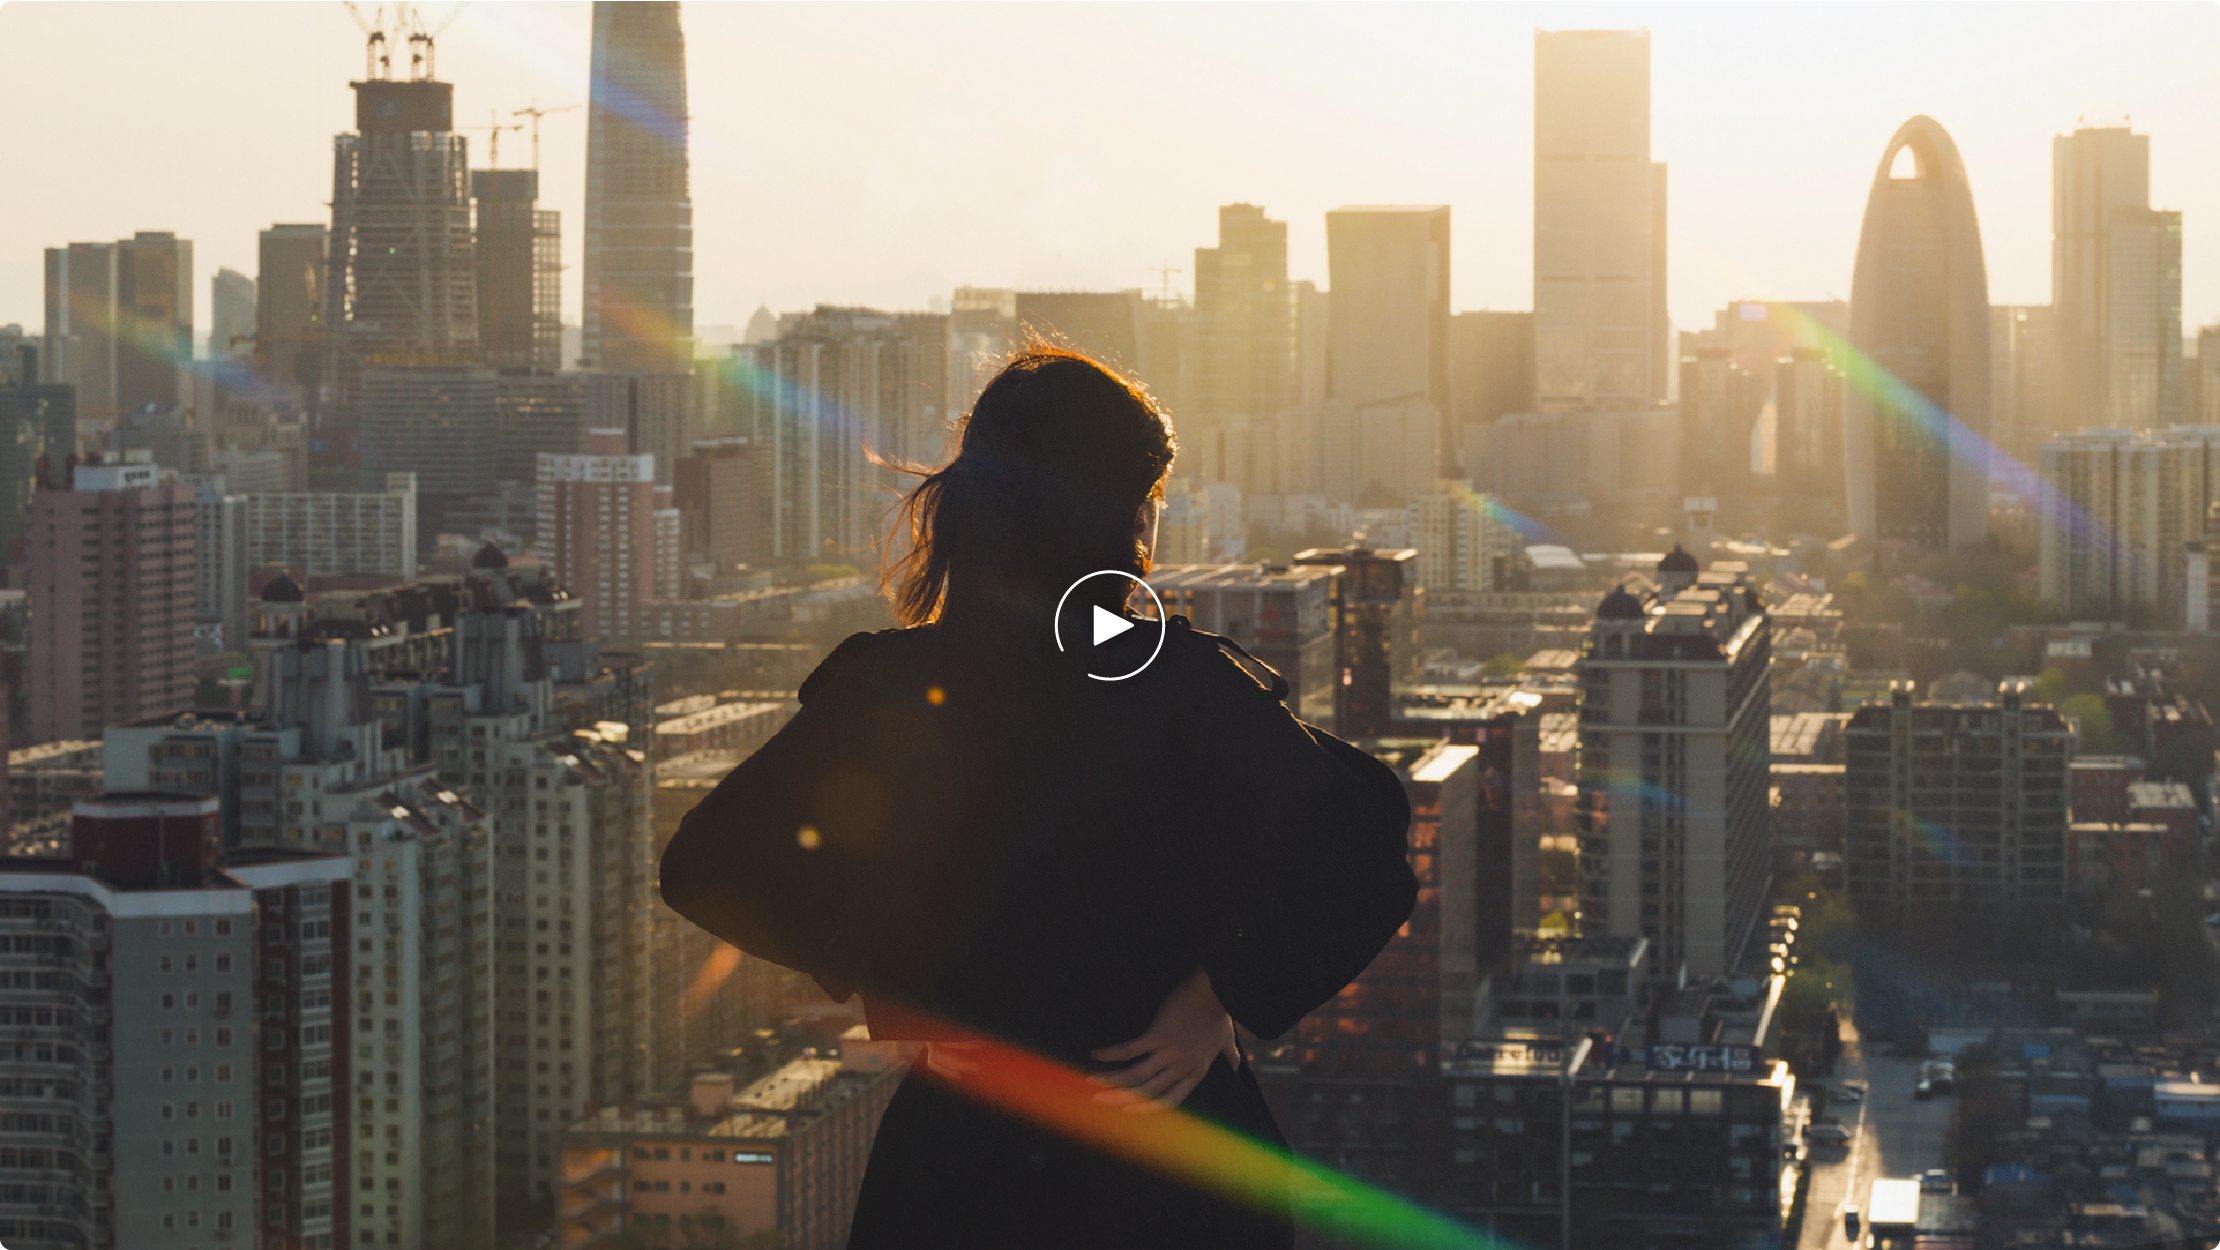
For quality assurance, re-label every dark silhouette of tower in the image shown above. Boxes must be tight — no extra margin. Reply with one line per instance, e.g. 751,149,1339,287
583,1,694,372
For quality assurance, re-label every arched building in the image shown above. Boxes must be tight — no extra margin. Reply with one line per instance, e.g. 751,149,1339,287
1846,116,1993,552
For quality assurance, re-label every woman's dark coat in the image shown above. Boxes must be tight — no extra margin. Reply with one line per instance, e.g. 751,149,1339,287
659,612,1418,1249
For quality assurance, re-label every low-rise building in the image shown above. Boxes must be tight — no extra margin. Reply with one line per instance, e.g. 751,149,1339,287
557,1032,907,1250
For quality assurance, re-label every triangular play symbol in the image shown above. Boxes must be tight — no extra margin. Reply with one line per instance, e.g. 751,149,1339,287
1092,605,1135,647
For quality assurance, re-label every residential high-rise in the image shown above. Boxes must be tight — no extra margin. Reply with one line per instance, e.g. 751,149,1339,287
2054,125,2183,431
1844,683,2070,915
1293,545,1425,739
1534,29,1667,408
193,484,248,658
0,343,75,561
2036,425,2220,624
1326,205,1452,494
240,475,420,583
43,232,194,423
2196,325,2220,425
209,267,254,365
537,430,679,639
672,437,763,578
326,77,478,415
584,370,696,485
1845,116,1993,552
725,307,949,564
1575,551,1771,982
582,1,694,371
255,223,328,402
473,169,563,372
0,795,353,1250
1775,346,1846,507
1408,485,1514,594
26,460,198,743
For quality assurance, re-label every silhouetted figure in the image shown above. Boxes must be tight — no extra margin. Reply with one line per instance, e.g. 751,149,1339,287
661,348,1416,1249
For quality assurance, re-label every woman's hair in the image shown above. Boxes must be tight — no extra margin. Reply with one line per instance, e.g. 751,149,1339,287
882,346,1176,626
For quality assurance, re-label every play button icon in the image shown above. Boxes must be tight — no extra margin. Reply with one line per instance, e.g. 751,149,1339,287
1092,605,1135,647
1053,570,1167,682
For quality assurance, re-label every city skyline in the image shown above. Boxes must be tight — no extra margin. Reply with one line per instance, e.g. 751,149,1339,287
3,3,2218,351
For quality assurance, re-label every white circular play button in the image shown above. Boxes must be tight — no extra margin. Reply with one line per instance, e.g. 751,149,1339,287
1052,570,1166,682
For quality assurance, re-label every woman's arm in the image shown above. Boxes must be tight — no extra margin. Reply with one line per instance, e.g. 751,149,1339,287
659,697,850,981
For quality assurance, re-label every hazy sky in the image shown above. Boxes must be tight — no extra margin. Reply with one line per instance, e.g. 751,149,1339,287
3,2,2218,347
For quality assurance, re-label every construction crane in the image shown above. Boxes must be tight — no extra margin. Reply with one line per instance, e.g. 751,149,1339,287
513,102,581,170
339,2,465,82
465,110,524,168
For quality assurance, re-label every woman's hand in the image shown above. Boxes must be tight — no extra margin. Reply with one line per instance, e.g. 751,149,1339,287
1088,966,1239,1113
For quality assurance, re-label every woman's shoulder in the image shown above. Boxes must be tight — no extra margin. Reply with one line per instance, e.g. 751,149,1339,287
1156,617,1292,711
796,626,942,706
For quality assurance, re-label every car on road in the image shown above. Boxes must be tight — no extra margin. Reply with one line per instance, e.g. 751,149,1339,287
1832,1084,1866,1102
1915,1077,1934,1100
1839,1079,1868,1093
1807,1123,1853,1146
1842,1203,1860,1241
1920,1169,1953,1194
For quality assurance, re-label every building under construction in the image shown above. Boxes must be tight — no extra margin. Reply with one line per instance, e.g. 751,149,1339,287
472,168,562,373
324,73,479,417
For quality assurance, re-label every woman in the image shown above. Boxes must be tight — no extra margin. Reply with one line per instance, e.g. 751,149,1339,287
658,347,1417,1248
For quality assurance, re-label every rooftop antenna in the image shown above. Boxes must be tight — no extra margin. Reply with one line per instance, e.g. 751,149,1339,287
1148,261,1183,302
513,101,582,170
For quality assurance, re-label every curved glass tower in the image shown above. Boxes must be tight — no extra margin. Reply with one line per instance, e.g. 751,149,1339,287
1846,115,1992,552
583,1,694,372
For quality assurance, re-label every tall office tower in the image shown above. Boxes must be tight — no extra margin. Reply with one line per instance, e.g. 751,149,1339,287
42,232,195,424
2037,426,2220,624
1845,116,1993,552
2054,125,2182,430
193,484,248,658
209,268,255,365
359,366,497,531
240,476,420,583
726,307,950,564
1408,485,1514,594
255,223,329,403
1774,346,1847,507
1844,683,2070,916
1678,347,1767,500
1534,29,1667,409
584,370,695,485
1990,305,2060,472
1326,205,1452,491
490,372,590,498
583,1,694,371
25,460,197,743
473,169,563,372
673,437,763,578
1252,739,1476,1215
1575,552,1770,982
1293,545,1425,739
325,77,478,416
0,794,353,1250
1449,310,1535,480
1148,563,1340,725
537,431,677,639
1191,203,1296,442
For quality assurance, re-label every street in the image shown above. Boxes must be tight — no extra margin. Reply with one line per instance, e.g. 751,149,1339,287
1795,1020,1957,1249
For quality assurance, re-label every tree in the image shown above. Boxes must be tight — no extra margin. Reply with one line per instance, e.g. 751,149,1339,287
2057,693,2116,753
1484,652,1527,677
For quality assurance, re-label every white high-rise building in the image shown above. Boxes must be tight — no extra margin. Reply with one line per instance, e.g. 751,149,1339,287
2038,425,2220,624
1409,485,1512,593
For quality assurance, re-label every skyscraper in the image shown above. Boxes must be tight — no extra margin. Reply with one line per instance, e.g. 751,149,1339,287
2054,125,2183,431
1325,205,1451,497
326,76,478,415
1192,203,1296,427
26,460,199,743
583,1,694,372
473,169,563,372
1845,116,1992,552
255,222,328,402
43,232,194,423
209,267,255,364
1533,29,1667,409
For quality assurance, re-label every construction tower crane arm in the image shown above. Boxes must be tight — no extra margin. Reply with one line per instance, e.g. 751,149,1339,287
513,101,582,170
